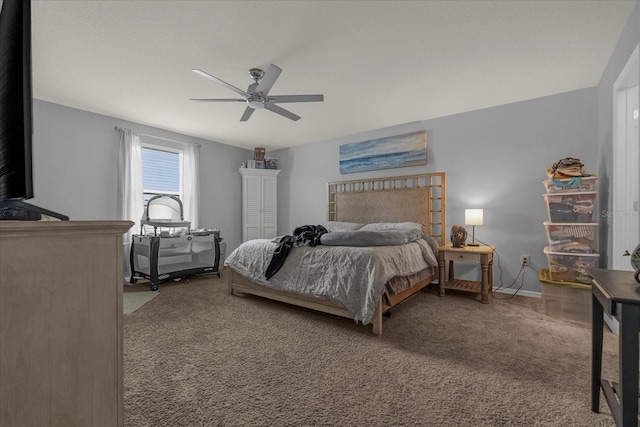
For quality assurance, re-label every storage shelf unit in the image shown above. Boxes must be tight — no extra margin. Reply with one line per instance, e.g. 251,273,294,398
541,173,599,322
542,176,599,283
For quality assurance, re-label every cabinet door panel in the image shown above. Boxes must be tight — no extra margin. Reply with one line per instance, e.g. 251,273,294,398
242,175,262,241
262,176,278,233
263,225,278,240
246,226,261,241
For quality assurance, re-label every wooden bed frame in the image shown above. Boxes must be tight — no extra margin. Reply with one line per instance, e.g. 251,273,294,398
227,172,447,335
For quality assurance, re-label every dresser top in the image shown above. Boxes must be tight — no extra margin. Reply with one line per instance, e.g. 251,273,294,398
0,220,134,237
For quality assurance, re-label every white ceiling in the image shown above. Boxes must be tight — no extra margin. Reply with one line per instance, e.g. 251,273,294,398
31,0,636,151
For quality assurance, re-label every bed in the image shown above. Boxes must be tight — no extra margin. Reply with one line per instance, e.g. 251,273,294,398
225,172,446,335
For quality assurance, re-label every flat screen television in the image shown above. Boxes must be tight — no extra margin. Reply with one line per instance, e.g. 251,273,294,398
0,0,67,220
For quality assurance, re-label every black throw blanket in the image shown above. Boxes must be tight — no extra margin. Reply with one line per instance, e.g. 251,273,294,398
265,225,328,280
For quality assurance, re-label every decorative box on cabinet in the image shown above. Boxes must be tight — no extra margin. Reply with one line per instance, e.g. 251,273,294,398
240,168,280,242
0,220,133,427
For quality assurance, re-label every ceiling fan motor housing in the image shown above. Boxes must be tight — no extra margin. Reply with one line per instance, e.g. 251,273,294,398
248,68,265,82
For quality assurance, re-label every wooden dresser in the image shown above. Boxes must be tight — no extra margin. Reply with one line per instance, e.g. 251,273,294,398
0,220,133,427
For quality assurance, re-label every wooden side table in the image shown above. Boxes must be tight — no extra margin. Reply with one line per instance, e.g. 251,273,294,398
438,244,495,303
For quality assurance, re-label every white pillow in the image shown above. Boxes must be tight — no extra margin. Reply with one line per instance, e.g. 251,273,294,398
359,222,424,231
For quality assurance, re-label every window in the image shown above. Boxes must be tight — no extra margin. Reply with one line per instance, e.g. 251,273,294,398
137,135,199,231
141,145,182,205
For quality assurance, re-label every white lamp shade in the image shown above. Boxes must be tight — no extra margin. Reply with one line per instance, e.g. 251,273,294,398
465,209,484,226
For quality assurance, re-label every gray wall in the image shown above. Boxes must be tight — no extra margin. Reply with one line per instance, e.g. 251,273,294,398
32,100,251,253
274,88,598,294
32,0,638,293
596,0,640,268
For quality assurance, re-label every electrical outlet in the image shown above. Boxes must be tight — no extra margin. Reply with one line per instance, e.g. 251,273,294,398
521,255,530,266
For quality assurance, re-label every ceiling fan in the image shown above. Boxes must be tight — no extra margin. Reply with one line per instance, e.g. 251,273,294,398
191,64,324,122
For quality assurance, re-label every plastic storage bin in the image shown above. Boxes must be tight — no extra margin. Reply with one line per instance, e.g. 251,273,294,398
543,221,598,253
542,175,597,193
543,191,596,222
543,246,599,284
539,269,591,323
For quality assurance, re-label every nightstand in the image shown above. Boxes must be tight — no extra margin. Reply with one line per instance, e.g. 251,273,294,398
438,244,495,303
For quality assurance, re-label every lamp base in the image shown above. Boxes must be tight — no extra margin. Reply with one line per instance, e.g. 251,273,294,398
467,225,480,247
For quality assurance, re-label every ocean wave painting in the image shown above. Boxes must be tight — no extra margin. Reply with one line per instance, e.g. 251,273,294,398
339,130,427,174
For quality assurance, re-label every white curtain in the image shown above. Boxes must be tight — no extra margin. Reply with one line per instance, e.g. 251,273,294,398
182,143,200,229
116,128,144,245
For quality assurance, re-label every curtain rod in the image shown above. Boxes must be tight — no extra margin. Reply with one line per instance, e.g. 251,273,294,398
114,126,201,148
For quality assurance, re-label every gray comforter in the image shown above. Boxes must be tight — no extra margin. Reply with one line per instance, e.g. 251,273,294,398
225,231,438,324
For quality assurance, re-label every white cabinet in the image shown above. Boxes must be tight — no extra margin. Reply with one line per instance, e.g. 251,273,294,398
240,168,280,241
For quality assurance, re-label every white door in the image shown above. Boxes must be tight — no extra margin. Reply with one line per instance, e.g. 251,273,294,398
612,44,639,271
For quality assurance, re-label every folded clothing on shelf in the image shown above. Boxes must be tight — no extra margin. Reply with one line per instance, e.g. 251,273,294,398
543,247,599,284
542,175,597,193
546,157,588,180
544,222,597,253
543,191,596,223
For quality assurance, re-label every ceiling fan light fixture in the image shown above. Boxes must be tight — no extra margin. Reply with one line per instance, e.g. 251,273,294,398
247,94,266,109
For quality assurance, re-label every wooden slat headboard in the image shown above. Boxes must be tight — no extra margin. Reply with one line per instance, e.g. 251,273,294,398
327,172,447,246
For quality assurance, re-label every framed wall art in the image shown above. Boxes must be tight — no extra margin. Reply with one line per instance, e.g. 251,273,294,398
339,130,427,174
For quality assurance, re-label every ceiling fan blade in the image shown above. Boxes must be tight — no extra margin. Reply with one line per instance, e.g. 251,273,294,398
190,98,245,102
240,106,255,122
255,64,282,96
264,103,301,121
268,94,324,103
192,69,248,97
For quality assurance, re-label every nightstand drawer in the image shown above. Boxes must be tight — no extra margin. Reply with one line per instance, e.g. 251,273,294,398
444,251,481,263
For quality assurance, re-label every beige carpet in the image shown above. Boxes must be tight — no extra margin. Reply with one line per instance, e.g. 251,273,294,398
123,290,159,315
123,272,621,427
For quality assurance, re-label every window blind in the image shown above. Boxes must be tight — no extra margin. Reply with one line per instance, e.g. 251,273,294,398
142,147,180,195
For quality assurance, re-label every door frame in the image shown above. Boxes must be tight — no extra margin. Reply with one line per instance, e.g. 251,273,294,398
612,43,639,270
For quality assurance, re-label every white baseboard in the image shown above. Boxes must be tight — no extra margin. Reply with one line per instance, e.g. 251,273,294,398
493,287,542,298
603,312,620,335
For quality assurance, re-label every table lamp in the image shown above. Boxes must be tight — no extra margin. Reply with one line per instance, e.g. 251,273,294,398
465,208,483,246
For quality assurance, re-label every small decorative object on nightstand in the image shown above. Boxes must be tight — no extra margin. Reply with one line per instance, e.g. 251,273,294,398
450,225,467,248
438,244,495,303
